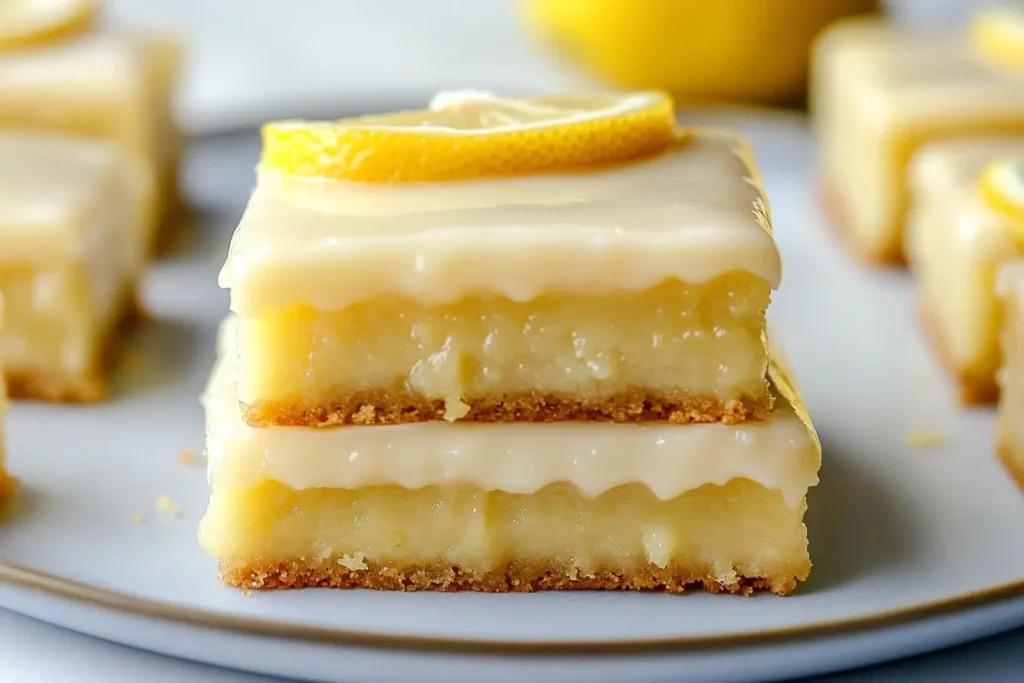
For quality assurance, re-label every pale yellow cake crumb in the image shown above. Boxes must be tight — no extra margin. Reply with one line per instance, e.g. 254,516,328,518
906,428,947,448
352,405,376,424
177,449,199,466
443,397,471,422
156,495,181,517
337,552,368,571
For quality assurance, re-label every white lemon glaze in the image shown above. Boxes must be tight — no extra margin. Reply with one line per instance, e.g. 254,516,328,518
220,128,781,315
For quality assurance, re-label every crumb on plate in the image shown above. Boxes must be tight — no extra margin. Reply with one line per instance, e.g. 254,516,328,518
156,495,181,517
906,428,947,448
178,449,199,466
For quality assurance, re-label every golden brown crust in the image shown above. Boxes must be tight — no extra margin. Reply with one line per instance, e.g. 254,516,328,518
997,440,1024,492
5,369,109,403
219,556,808,597
918,302,1000,405
241,387,775,428
820,180,906,265
0,471,15,516
4,290,144,403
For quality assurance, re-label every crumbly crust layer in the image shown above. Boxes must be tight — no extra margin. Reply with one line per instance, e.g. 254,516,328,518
219,556,807,596
5,369,110,403
820,181,905,265
241,387,775,428
998,441,1024,492
919,302,999,405
0,471,14,514
4,291,143,403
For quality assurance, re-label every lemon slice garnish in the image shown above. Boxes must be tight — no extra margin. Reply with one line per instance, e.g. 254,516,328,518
260,90,677,183
0,0,97,51
970,6,1024,70
980,159,1024,243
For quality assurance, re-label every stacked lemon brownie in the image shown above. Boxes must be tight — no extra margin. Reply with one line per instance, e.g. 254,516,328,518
812,8,1024,263
0,0,184,254
200,92,822,595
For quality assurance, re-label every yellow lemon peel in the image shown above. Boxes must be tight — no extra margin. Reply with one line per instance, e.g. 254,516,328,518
979,158,1024,244
260,90,678,183
970,6,1024,70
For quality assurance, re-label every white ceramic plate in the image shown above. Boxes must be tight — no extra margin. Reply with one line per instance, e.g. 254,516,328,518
1,111,1023,683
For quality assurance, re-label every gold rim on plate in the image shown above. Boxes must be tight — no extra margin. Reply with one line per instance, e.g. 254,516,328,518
1,560,1022,654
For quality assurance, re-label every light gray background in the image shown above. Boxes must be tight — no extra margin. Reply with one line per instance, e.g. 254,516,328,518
101,0,993,132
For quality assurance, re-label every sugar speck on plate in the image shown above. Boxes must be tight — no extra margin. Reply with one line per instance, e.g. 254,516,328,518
156,495,181,517
906,428,947,448
178,449,199,466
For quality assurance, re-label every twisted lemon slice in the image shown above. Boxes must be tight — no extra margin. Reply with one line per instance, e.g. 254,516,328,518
970,6,1024,69
0,0,96,50
980,159,1024,243
261,90,677,183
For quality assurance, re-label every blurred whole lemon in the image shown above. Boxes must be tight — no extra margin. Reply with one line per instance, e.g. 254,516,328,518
520,0,880,104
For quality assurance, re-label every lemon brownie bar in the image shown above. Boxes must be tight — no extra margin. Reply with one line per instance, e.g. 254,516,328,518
0,32,182,254
0,131,148,401
997,261,1024,490
812,16,1024,263
906,140,1024,403
200,318,821,595
222,121,781,427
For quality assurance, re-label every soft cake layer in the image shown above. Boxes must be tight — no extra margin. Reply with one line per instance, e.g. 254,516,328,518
200,321,819,594
220,129,780,315
0,132,145,401
0,265,136,400
906,138,1024,403
813,19,1024,262
997,262,1024,490
0,33,181,253
200,479,811,596
237,272,773,426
